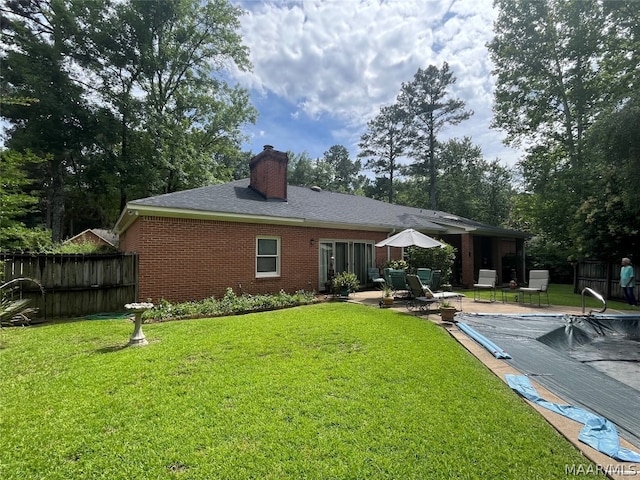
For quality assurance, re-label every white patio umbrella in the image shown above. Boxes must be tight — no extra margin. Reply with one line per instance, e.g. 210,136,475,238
375,228,444,249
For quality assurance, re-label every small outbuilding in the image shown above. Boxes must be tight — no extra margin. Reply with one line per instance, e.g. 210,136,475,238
64,228,118,249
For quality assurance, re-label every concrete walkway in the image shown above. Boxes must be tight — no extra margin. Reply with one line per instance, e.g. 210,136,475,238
347,290,639,480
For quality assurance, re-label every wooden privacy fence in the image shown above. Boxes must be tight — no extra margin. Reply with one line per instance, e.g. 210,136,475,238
1,253,138,319
575,260,638,301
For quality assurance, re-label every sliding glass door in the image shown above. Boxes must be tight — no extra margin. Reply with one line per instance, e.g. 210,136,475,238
318,240,374,291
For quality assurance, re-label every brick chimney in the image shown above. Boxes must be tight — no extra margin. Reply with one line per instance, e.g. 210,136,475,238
249,145,289,201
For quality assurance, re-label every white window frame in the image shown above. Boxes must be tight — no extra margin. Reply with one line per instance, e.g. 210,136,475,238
256,236,281,278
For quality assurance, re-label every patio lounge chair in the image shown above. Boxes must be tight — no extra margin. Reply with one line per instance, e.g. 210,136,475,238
405,274,464,312
518,270,550,306
473,269,497,302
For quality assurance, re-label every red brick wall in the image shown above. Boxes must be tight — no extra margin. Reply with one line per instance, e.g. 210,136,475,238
122,216,399,303
460,233,474,288
119,217,141,253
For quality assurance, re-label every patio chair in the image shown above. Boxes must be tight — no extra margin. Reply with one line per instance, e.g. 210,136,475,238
416,268,432,287
388,270,409,298
430,270,442,291
405,274,464,312
383,268,392,285
473,269,497,302
518,270,550,306
368,267,385,287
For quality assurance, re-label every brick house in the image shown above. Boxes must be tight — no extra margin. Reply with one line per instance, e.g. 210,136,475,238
114,145,526,303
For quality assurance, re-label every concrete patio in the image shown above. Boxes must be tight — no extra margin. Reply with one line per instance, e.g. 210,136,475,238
347,288,627,316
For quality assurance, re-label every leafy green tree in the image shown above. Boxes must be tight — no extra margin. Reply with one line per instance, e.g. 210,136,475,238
319,145,364,194
391,178,426,210
0,150,52,252
437,137,514,226
488,0,605,254
489,0,604,169
517,144,580,250
601,1,640,104
1,0,256,242
220,150,252,180
77,0,256,200
362,176,400,203
574,94,640,260
288,147,365,194
1,0,100,241
396,63,472,209
358,104,410,203
481,161,514,227
287,151,316,187
436,138,486,219
485,0,640,265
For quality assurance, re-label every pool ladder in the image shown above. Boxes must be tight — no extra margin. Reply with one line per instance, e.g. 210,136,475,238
581,287,606,314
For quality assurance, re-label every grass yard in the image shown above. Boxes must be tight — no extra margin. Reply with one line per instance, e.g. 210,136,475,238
0,303,600,479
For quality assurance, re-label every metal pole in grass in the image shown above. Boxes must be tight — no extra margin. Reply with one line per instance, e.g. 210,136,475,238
125,302,153,346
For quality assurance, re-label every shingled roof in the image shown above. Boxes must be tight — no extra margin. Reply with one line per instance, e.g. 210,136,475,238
114,179,525,238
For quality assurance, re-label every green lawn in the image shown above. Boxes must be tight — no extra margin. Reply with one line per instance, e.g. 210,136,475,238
0,303,600,479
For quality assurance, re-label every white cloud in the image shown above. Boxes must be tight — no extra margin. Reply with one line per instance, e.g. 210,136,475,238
230,0,522,166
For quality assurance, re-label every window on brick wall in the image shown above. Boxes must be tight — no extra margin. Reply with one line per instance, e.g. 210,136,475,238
256,236,280,277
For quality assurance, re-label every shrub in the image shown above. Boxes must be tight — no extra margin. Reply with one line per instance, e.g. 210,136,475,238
405,243,457,284
142,289,318,322
332,272,360,292
383,259,408,270
0,225,52,253
43,240,118,254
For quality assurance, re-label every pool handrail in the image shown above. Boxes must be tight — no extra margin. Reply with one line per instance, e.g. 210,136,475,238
581,287,606,314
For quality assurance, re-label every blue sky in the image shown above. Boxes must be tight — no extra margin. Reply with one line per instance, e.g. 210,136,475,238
229,0,523,166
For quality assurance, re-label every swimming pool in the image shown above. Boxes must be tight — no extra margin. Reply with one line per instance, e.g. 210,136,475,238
456,312,640,450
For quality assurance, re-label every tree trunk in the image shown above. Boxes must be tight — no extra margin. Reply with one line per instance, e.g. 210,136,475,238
48,160,66,242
